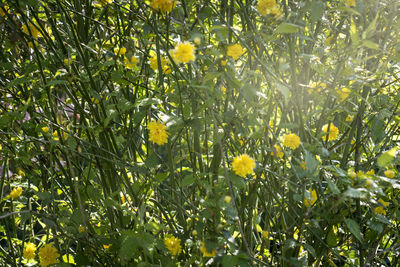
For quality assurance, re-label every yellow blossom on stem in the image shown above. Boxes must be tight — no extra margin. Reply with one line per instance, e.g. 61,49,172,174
271,144,284,158
384,170,395,179
150,0,176,13
322,123,339,141
308,81,326,94
227,44,244,60
23,243,37,261
304,189,317,207
345,0,356,7
257,0,281,17
114,47,126,56
232,154,256,177
149,55,171,73
124,56,138,69
283,133,301,149
164,236,182,256
147,120,169,145
336,87,351,101
224,196,231,204
200,241,217,257
9,187,22,199
171,42,196,64
98,0,113,6
38,244,60,267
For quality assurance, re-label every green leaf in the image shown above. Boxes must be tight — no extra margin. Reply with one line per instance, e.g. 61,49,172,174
309,1,325,24
182,174,195,187
377,147,397,167
275,83,290,101
325,176,340,194
119,235,138,263
345,218,363,242
350,18,360,46
222,255,238,267
275,23,300,34
344,187,366,198
361,40,379,50
145,152,159,169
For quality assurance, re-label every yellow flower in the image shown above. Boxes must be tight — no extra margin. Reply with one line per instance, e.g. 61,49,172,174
366,170,375,176
78,225,85,233
98,0,113,6
271,144,284,158
220,59,227,66
221,86,227,94
164,236,182,256
9,187,22,199
38,244,60,267
300,161,307,170
345,0,356,7
42,126,49,133
147,121,169,145
200,241,217,257
232,154,256,177
283,133,301,149
114,47,126,56
22,22,41,39
304,189,317,207
336,87,351,101
227,44,244,60
257,0,281,17
307,81,326,94
384,170,395,179
193,37,201,45
224,196,232,203
0,5,9,17
348,169,356,179
103,244,111,249
322,123,339,141
345,115,353,122
378,198,389,208
23,243,37,261
374,206,385,215
124,56,138,69
261,230,269,239
149,55,171,73
171,42,196,64
150,0,176,13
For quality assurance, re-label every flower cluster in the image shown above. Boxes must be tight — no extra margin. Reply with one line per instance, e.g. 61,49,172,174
374,198,389,215
283,133,301,149
147,120,169,145
124,56,138,69
322,123,339,141
164,236,182,256
232,154,256,177
151,0,176,13
257,0,281,17
171,42,196,64
9,187,22,199
149,54,171,73
227,44,244,60
23,243,37,261
38,244,60,267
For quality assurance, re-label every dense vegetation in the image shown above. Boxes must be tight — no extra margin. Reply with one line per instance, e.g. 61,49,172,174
1,0,400,266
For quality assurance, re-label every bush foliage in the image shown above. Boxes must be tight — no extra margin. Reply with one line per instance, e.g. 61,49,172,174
1,0,400,266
